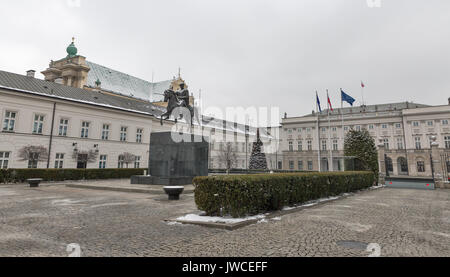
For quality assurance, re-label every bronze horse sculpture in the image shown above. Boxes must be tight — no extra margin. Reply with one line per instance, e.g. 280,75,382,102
160,89,199,126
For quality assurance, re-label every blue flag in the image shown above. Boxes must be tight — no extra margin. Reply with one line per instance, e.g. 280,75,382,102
316,92,322,113
341,89,356,106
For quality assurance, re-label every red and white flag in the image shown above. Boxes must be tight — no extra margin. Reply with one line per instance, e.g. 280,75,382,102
327,92,333,111
361,81,365,88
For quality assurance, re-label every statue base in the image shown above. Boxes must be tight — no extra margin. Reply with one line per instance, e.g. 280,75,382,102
131,175,194,186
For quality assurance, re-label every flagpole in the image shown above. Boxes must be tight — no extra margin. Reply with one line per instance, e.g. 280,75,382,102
316,91,321,173
327,90,333,172
361,81,366,106
341,88,345,172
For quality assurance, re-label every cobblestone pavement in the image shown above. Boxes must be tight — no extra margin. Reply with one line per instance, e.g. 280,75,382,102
0,181,449,257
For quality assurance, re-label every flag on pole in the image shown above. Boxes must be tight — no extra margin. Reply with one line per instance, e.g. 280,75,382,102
316,91,322,113
327,91,333,112
341,89,356,106
361,81,365,88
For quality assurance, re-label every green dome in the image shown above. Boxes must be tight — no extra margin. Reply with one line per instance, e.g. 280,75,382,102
66,39,78,58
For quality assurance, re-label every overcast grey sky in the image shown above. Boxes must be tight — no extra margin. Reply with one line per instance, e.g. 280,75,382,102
1,0,449,124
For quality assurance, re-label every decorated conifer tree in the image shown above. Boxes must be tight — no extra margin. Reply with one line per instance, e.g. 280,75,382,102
249,129,268,170
344,129,379,181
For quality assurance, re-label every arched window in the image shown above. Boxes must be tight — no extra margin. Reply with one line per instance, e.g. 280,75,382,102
397,157,408,175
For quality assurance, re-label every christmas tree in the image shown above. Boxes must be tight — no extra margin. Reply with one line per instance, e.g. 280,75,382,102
249,129,268,170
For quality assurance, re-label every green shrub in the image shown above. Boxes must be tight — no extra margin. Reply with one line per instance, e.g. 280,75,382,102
194,171,375,218
0,168,144,183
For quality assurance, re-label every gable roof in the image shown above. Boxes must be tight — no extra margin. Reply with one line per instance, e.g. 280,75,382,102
85,61,172,102
0,70,166,117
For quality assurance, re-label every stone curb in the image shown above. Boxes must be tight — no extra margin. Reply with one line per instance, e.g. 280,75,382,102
166,186,385,231
66,184,194,195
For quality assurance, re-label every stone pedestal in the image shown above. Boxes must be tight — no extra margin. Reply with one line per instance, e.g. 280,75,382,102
377,141,386,185
131,132,209,186
430,137,445,189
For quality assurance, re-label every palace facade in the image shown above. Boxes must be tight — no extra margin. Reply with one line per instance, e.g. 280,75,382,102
279,102,450,178
0,40,277,171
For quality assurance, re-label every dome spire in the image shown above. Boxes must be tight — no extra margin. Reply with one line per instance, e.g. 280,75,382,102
66,37,78,58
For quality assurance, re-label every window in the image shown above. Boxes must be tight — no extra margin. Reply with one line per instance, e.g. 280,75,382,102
288,141,293,152
288,129,293,134
81,121,90,138
59,119,69,136
0,152,10,169
383,138,390,150
369,125,374,130
307,140,312,151
445,136,450,149
297,141,302,151
415,137,422,150
120,127,128,142
417,161,425,173
3,111,16,132
118,155,125,168
413,121,419,127
427,121,434,126
333,140,338,151
102,124,110,140
28,152,39,169
395,123,402,128
398,157,408,174
321,127,326,132
134,156,141,168
382,124,388,129
54,153,64,169
298,161,303,171
307,161,313,171
277,161,282,170
307,128,311,132
442,120,449,125
344,126,349,131
355,126,361,131
99,155,107,169
332,127,337,132
136,128,143,143
289,161,294,170
32,114,45,134
397,137,404,150
322,140,327,151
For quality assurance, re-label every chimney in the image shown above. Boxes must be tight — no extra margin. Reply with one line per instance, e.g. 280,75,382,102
26,70,36,78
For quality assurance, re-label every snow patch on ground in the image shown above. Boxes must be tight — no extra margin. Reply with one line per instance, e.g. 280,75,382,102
176,214,266,224
51,199,86,206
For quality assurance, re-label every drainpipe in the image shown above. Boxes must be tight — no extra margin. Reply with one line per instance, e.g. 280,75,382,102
47,102,57,168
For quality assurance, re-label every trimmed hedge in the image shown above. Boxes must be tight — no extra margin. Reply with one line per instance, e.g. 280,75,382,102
0,168,145,184
194,171,375,218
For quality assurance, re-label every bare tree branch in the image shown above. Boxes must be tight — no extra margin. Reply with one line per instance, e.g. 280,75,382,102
217,142,238,173
18,145,49,162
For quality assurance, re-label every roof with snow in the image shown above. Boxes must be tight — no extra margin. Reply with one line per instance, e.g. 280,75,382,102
85,61,172,102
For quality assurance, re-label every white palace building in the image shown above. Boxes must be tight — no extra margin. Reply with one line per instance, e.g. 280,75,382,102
1,39,449,180
0,40,278,171
278,101,450,179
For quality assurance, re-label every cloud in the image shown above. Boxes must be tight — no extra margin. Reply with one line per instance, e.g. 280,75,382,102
1,0,449,124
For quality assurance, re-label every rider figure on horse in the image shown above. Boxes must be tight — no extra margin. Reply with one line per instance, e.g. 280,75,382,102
176,82,193,114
